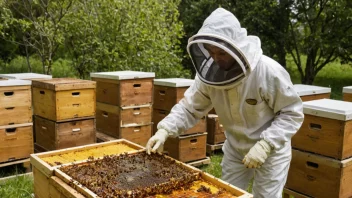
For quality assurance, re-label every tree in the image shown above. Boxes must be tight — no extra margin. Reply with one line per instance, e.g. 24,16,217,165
1,0,74,74
63,0,190,79
287,0,352,84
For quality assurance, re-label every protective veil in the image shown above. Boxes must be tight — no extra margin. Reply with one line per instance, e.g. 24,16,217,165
157,8,304,198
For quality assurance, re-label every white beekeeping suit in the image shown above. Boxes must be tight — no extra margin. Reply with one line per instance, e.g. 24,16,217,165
146,8,304,198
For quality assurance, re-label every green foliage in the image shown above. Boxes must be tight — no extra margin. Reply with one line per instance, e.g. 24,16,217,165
62,0,190,79
0,56,42,73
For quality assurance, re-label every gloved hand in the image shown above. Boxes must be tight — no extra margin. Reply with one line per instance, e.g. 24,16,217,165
242,139,272,168
146,129,169,155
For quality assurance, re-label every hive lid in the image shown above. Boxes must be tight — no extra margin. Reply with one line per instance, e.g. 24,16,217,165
303,99,352,121
293,84,331,96
0,73,52,80
154,78,194,87
0,79,31,87
31,78,96,91
343,86,352,94
90,71,155,80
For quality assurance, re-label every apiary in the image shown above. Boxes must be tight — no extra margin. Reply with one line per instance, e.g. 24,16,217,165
0,123,33,163
30,139,144,198
90,71,155,107
292,99,352,160
153,78,194,111
343,86,352,102
293,84,331,101
0,72,52,80
286,149,352,198
0,80,32,126
206,114,226,145
53,151,252,198
153,108,206,135
34,115,96,151
32,78,96,121
164,132,207,163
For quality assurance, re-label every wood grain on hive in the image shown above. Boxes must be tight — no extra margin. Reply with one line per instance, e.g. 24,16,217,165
343,86,352,102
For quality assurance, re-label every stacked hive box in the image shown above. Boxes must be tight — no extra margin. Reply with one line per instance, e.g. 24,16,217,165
293,84,331,101
153,78,207,163
0,80,33,163
343,86,352,102
32,78,96,151
287,99,352,197
90,71,155,147
0,73,52,144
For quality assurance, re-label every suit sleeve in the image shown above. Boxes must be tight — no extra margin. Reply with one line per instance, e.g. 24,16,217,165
157,77,213,138
260,69,304,150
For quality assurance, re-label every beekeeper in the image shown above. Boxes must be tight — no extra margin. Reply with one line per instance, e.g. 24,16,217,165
146,8,304,198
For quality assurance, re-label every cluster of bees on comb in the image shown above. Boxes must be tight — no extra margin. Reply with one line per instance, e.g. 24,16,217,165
60,152,236,198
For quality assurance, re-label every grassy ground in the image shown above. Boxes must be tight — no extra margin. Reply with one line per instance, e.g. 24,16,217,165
0,60,351,197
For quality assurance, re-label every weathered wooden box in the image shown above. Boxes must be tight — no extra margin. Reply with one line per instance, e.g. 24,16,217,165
286,149,352,198
53,151,252,198
153,78,193,111
30,139,145,198
91,71,155,107
164,132,207,163
343,86,352,102
32,78,96,121
153,108,206,135
96,102,152,129
0,72,52,80
293,84,331,101
34,115,96,151
292,99,352,160
207,114,226,145
0,123,33,163
0,80,32,126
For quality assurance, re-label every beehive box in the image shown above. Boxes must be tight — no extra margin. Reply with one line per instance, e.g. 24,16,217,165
34,115,96,151
292,99,352,160
0,80,32,126
164,132,207,163
293,84,331,101
286,149,352,198
207,114,226,145
101,123,152,147
0,72,52,80
53,151,252,198
153,78,193,111
90,71,155,107
96,102,152,130
30,139,145,198
153,109,206,135
0,123,33,163
32,78,96,121
343,86,352,102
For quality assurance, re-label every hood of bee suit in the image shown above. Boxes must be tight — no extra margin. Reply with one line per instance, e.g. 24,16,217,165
187,8,263,89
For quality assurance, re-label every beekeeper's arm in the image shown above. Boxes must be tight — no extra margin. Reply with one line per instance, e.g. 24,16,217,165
243,68,304,168
146,77,213,154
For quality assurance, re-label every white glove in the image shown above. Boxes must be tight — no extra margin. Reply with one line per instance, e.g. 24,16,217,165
146,129,169,155
242,139,272,168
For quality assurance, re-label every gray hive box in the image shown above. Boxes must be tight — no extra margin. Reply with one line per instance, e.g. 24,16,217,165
0,73,52,80
293,84,331,101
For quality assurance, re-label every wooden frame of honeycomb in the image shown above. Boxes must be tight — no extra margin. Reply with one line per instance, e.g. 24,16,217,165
30,139,144,198
54,151,253,198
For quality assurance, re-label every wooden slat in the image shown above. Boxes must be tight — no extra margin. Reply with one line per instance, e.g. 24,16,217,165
53,151,252,198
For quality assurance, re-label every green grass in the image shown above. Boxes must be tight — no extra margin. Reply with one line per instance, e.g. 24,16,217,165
0,173,33,198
